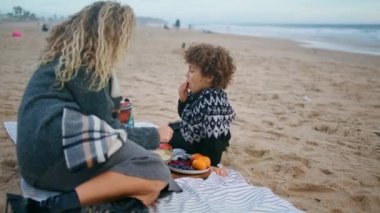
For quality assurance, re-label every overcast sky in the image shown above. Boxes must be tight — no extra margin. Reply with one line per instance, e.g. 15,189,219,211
2,0,380,24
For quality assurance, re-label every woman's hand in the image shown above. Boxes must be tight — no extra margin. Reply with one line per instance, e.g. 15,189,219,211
211,166,227,176
158,126,173,143
178,82,189,102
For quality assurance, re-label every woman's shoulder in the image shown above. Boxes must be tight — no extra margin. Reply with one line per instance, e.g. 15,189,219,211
28,60,59,84
37,58,60,70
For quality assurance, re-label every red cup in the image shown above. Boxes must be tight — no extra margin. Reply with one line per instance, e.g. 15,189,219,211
118,99,132,124
159,143,172,150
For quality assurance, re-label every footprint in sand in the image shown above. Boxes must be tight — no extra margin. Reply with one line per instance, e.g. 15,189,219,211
330,209,344,213
350,194,370,211
294,103,305,108
1,159,17,169
272,162,307,178
306,140,318,146
313,124,337,134
262,120,274,127
272,94,279,99
320,169,333,175
277,154,311,168
245,148,271,158
307,111,320,118
234,147,273,165
373,175,380,183
288,182,336,193
289,120,302,127
265,130,286,138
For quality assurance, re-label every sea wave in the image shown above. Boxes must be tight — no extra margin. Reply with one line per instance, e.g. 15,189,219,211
194,24,380,56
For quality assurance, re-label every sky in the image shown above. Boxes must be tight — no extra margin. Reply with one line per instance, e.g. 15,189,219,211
1,0,380,24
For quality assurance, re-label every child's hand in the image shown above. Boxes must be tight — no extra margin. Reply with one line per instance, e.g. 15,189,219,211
211,166,227,176
178,82,189,102
158,126,173,143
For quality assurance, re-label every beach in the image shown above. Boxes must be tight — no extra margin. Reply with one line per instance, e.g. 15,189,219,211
0,22,379,212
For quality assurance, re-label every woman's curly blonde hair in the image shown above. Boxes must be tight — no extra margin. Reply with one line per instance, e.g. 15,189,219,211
184,43,236,89
39,1,135,91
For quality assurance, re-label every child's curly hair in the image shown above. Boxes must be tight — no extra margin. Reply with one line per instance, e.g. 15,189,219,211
184,43,236,89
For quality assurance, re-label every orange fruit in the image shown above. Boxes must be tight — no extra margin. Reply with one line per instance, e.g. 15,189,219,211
191,153,204,161
199,156,211,168
192,159,208,170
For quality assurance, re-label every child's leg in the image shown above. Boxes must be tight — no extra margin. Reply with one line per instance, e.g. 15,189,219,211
168,129,196,153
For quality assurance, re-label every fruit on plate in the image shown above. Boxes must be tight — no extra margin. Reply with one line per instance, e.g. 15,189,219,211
191,153,203,161
159,143,172,150
199,156,211,168
167,155,193,170
168,153,211,171
153,149,172,162
192,159,208,170
191,154,211,170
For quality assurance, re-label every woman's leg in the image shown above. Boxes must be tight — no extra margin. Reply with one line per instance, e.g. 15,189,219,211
75,171,167,206
29,140,179,210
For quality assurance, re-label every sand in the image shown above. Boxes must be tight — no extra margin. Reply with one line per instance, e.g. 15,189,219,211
0,22,379,213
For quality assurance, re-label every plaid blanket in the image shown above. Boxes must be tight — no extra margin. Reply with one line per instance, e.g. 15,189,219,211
62,108,127,172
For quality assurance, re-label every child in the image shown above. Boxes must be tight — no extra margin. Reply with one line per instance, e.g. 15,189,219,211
168,43,236,175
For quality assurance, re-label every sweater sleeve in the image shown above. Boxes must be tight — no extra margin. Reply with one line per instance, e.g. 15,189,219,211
108,115,160,150
125,127,160,150
177,99,187,117
66,70,160,150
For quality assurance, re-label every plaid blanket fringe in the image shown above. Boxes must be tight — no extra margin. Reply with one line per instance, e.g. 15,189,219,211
62,108,127,172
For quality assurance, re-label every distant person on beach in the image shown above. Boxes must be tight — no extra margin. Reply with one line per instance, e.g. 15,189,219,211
174,19,180,29
41,23,49,32
15,1,180,212
167,43,236,176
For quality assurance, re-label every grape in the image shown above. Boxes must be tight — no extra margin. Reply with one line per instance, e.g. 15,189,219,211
168,159,193,170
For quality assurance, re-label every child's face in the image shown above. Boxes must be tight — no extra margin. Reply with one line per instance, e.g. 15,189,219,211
186,63,213,94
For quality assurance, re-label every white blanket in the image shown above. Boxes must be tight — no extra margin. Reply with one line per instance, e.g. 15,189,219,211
152,170,302,213
4,121,302,212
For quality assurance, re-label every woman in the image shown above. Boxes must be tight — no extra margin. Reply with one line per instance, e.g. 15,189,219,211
16,1,180,211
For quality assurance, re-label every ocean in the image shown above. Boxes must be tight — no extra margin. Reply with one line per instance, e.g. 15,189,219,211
193,23,380,56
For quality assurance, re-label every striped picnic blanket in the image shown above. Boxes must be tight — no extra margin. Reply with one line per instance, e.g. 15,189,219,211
151,170,302,213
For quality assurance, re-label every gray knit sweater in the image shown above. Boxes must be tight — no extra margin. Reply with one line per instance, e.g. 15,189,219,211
17,60,160,182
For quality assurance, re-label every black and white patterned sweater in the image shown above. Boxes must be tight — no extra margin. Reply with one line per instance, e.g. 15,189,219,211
179,88,236,144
